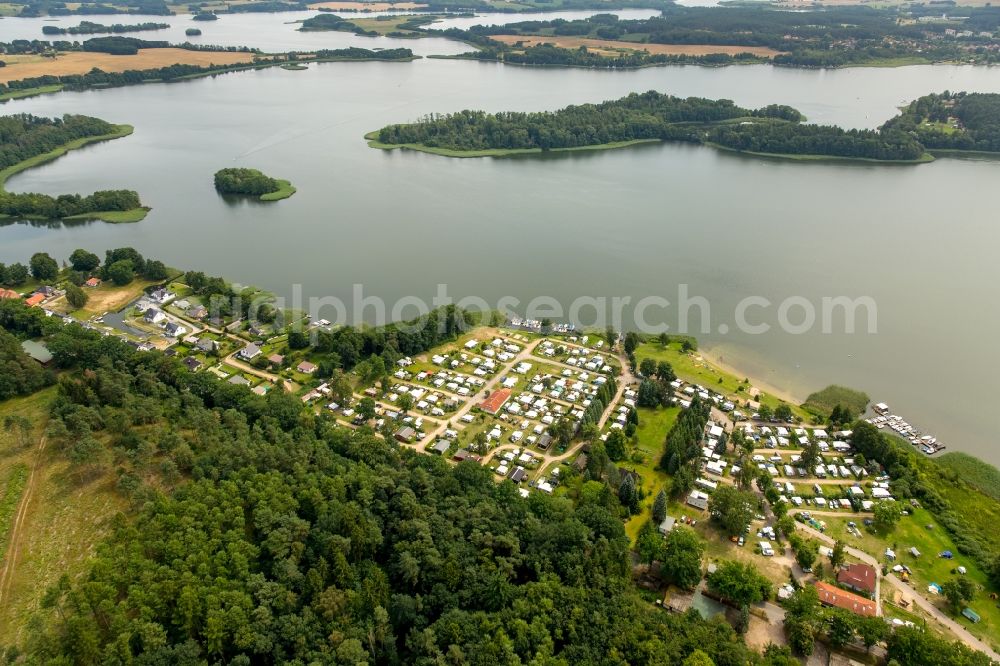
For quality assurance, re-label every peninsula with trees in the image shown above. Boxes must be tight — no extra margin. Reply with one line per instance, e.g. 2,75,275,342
368,90,935,163
214,167,296,201
0,114,148,223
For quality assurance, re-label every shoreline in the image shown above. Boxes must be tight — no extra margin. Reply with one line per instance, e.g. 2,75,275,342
366,132,940,165
696,343,808,407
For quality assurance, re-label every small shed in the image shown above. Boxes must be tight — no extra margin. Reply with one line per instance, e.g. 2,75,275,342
658,516,676,536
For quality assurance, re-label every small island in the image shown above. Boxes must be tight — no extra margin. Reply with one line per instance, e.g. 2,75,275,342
185,28,202,37
213,168,296,202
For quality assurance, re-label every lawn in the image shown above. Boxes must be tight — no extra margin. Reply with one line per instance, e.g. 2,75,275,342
621,406,678,541
62,207,150,223
634,341,810,421
259,180,296,202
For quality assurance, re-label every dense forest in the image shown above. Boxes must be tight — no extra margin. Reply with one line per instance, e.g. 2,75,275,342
374,91,801,152
881,92,1000,153
708,122,927,161
0,296,784,664
373,90,929,161
439,8,1000,68
214,168,281,196
41,20,169,35
0,114,117,171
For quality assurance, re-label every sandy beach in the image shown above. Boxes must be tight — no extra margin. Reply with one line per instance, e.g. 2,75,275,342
698,344,809,407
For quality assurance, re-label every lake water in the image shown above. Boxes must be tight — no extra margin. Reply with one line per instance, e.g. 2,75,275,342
1,13,999,464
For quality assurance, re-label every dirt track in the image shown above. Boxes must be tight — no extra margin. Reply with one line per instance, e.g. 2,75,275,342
0,437,45,608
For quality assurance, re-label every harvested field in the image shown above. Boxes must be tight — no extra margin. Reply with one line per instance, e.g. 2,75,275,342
0,48,254,84
489,35,784,58
307,1,427,10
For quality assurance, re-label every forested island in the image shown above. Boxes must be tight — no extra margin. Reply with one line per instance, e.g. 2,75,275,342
0,114,148,222
214,167,296,201
368,90,930,162
431,7,1000,69
40,20,169,35
299,13,379,36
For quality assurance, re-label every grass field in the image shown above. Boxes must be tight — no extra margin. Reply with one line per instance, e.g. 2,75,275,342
62,207,150,223
259,179,297,201
349,14,438,36
621,405,678,541
0,464,29,564
802,384,870,420
47,278,160,319
0,389,126,646
0,49,254,84
0,84,64,102
489,35,784,58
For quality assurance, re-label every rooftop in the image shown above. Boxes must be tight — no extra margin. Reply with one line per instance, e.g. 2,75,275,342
478,388,512,415
815,581,877,617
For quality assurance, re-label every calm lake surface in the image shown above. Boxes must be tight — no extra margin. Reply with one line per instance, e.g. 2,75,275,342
1,13,999,463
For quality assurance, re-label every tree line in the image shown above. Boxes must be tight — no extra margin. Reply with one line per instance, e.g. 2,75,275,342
375,90,802,152
41,20,169,35
708,121,927,161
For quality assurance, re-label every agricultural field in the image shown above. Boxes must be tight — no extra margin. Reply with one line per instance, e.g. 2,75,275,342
0,49,254,84
307,1,427,9
489,35,784,58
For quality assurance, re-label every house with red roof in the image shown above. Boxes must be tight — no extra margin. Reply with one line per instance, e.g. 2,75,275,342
478,388,512,415
815,581,877,617
24,293,46,307
837,562,877,596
